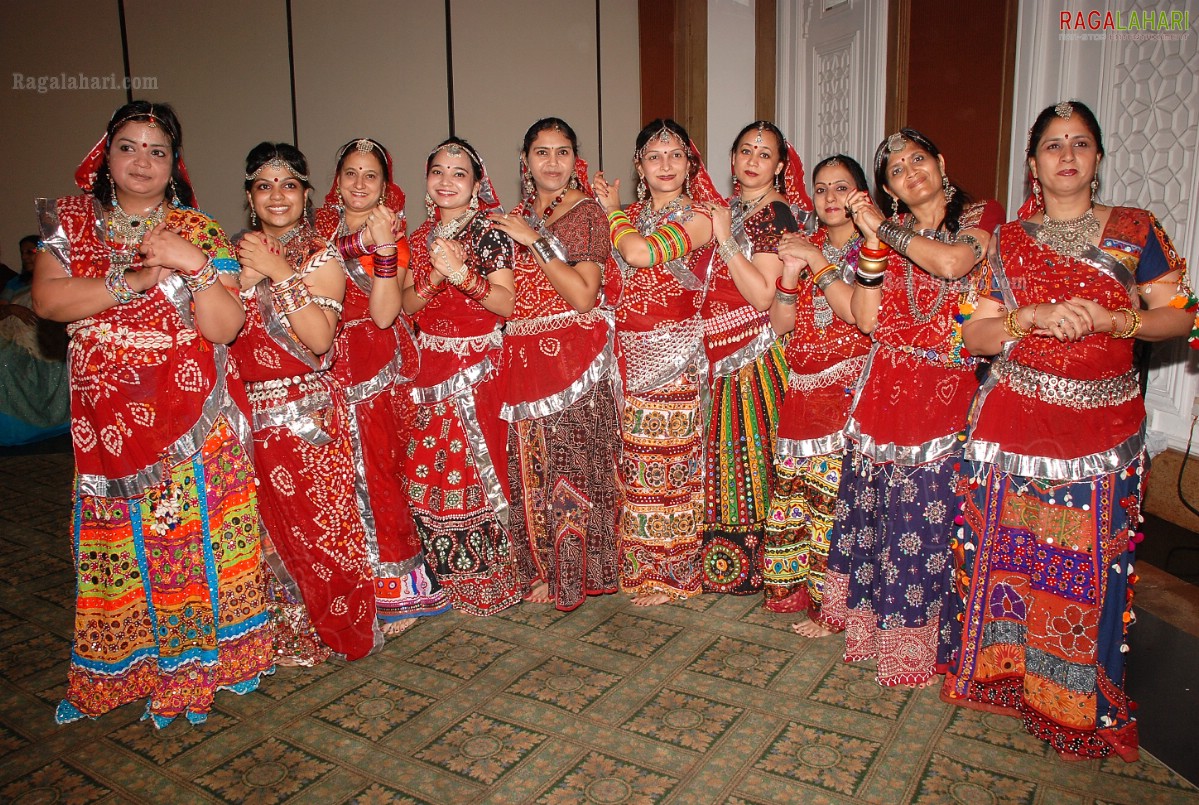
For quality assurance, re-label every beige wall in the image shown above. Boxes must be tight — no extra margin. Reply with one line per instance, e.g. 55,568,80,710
1,1,127,263
0,0,640,261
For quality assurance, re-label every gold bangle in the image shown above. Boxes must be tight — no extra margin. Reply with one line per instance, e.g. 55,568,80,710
1003,307,1030,339
1111,307,1142,339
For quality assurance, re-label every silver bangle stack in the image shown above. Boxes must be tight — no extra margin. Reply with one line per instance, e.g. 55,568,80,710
876,221,915,255
717,238,741,262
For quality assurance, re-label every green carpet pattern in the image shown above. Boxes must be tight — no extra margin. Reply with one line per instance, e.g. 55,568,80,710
1,451,1197,804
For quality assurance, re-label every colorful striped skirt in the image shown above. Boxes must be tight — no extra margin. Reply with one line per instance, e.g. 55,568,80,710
58,417,272,727
700,341,786,594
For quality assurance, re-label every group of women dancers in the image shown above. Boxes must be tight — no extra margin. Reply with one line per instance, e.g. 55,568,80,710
33,98,1194,764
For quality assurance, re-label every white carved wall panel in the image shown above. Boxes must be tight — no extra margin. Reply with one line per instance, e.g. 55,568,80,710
1099,9,1199,438
815,37,856,157
777,0,886,175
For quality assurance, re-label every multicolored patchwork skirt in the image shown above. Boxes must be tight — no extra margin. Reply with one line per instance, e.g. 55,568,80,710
700,342,786,594
822,448,959,687
508,378,621,610
943,458,1143,762
58,417,273,727
617,365,704,599
762,451,842,615
406,383,523,617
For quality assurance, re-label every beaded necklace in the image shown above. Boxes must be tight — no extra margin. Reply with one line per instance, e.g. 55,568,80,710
538,188,569,223
821,230,860,267
899,218,955,325
107,201,165,246
731,188,771,221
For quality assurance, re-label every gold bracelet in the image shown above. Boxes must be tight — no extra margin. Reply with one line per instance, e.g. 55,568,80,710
1111,307,1142,339
1003,307,1030,339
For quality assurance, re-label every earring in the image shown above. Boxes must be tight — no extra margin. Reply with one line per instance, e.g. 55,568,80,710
521,173,535,198
568,171,580,190
377,194,386,208
110,180,119,210
684,172,692,198
890,195,899,217
169,179,180,207
424,192,435,218
636,177,647,202
941,174,956,202
468,190,480,213
250,209,258,228
1032,177,1042,205
1090,178,1098,204
774,172,783,192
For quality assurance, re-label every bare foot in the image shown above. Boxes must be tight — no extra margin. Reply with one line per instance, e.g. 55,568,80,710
380,618,418,637
908,676,940,690
791,618,836,638
524,582,553,604
274,655,305,667
631,592,672,607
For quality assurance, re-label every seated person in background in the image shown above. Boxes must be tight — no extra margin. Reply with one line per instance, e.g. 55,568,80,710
1,236,38,303
0,235,69,445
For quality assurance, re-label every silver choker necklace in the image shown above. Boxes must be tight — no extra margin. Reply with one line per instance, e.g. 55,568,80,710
1035,207,1099,257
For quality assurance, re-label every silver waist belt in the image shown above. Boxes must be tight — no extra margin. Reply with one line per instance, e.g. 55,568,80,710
993,359,1139,410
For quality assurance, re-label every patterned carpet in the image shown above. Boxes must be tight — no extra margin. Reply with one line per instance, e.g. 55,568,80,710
2,448,1198,804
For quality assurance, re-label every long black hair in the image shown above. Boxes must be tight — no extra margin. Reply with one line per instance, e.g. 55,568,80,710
872,128,972,234
94,100,196,208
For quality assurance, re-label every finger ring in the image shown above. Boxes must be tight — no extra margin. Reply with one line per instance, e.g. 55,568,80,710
1058,318,1067,326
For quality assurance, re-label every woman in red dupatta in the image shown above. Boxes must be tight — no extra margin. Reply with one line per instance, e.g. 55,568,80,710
762,154,873,632
33,101,271,726
945,101,1195,761
233,142,379,662
400,137,523,616
697,120,812,597
490,117,621,611
593,119,722,606
314,138,450,632
820,129,1004,688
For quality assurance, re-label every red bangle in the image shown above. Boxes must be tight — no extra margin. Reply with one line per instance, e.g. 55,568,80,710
775,275,800,295
859,244,892,259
